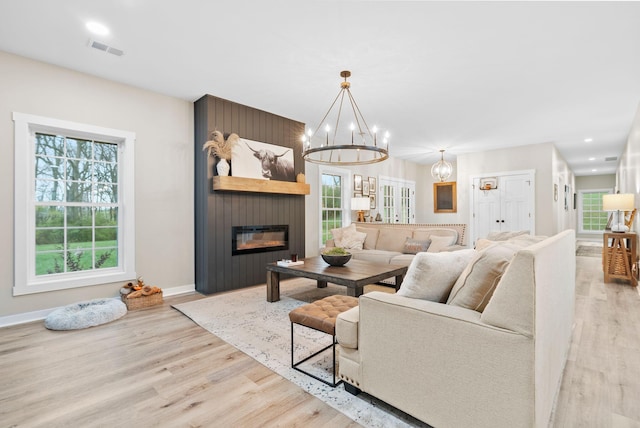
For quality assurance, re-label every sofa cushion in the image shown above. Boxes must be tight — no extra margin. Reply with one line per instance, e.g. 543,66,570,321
447,242,521,312
356,226,380,250
427,234,457,252
376,228,413,252
389,254,417,266
397,249,476,302
413,228,458,245
402,238,431,254
352,250,402,264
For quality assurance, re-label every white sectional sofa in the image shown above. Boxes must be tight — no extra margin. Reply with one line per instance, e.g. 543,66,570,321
336,230,576,428
325,222,467,268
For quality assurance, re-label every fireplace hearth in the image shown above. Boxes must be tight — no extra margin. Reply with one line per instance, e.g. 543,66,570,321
232,225,289,255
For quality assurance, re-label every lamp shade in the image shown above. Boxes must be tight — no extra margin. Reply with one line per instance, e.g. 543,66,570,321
351,197,370,211
602,194,635,211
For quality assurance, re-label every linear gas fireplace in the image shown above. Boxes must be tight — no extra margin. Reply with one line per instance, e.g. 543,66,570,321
232,225,289,255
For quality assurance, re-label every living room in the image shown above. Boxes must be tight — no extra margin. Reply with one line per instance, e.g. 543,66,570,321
1,1,640,427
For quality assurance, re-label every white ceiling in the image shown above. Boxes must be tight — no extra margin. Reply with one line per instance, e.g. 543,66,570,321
1,1,639,176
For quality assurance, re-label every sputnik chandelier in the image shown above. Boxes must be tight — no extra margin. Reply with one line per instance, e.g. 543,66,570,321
431,149,453,182
302,71,389,165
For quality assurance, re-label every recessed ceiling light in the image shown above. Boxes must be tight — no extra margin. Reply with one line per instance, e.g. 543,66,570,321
592,169,597,172
584,138,593,143
588,157,596,161
86,21,109,36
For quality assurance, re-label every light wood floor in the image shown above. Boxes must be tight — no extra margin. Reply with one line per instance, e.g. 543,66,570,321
1,254,638,427
550,255,640,427
0,293,359,427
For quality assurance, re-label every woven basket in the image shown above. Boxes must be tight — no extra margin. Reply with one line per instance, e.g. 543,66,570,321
606,248,630,275
121,291,163,310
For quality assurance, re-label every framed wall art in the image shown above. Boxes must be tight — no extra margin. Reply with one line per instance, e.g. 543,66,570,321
369,177,376,194
231,138,295,182
369,194,376,210
362,179,370,196
434,181,457,213
354,174,362,191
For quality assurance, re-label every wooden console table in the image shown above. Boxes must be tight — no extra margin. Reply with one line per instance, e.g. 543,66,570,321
603,232,637,286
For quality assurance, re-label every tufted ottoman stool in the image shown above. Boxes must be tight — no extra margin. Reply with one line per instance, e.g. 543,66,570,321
289,294,359,387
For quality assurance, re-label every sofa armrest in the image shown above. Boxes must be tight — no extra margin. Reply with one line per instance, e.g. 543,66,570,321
336,306,359,349
324,239,336,248
357,291,534,428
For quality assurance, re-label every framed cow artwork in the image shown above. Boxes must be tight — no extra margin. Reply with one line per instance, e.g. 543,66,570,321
231,139,296,182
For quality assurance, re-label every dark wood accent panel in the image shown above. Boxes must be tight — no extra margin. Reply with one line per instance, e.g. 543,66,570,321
194,95,306,294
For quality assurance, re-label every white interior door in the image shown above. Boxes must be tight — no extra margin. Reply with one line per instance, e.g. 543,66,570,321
472,172,534,243
501,174,531,232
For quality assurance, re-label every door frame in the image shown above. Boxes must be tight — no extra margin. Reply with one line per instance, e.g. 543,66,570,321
469,169,536,244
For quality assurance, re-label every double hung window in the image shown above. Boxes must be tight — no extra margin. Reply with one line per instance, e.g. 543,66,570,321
13,113,136,295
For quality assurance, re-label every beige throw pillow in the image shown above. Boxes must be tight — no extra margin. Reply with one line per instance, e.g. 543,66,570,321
340,228,367,250
397,249,476,302
446,243,521,312
330,223,355,245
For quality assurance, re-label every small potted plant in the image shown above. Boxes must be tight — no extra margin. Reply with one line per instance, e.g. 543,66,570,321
321,247,352,266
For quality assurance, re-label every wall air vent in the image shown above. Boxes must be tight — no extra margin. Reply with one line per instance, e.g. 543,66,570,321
605,156,618,162
87,39,124,57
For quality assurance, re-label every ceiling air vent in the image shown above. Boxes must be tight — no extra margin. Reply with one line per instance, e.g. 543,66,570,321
605,156,618,162
88,39,124,57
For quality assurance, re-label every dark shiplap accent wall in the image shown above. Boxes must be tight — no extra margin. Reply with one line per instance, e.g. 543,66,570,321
194,95,306,294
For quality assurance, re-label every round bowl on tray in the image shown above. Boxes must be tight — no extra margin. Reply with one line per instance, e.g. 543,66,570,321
321,252,352,267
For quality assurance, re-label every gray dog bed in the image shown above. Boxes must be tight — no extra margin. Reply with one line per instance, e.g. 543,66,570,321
45,298,127,330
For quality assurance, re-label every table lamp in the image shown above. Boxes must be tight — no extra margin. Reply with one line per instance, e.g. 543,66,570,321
351,197,370,223
603,193,635,232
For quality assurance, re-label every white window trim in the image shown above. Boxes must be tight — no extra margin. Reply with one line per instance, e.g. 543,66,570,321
318,166,352,243
13,112,136,295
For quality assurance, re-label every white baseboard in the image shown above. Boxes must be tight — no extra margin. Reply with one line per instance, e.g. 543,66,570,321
0,283,196,328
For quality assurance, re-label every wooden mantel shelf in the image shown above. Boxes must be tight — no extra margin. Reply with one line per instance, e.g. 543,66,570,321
213,176,310,195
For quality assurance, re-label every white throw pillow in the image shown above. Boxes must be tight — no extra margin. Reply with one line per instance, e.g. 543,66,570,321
340,229,367,250
331,223,366,250
397,249,476,302
426,234,457,252
331,223,356,246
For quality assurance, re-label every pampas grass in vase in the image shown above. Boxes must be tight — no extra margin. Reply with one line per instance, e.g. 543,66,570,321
202,131,240,176
202,130,239,160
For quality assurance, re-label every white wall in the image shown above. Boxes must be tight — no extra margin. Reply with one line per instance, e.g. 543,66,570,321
457,142,574,238
0,51,194,317
415,162,459,224
616,102,640,233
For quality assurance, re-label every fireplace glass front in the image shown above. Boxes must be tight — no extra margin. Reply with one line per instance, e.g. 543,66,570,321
232,225,289,255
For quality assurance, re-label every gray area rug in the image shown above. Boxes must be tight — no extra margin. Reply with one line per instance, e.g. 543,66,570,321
172,280,428,428
576,245,603,257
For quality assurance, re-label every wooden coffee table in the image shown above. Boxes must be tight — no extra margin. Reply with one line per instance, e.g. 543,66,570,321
265,257,408,302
